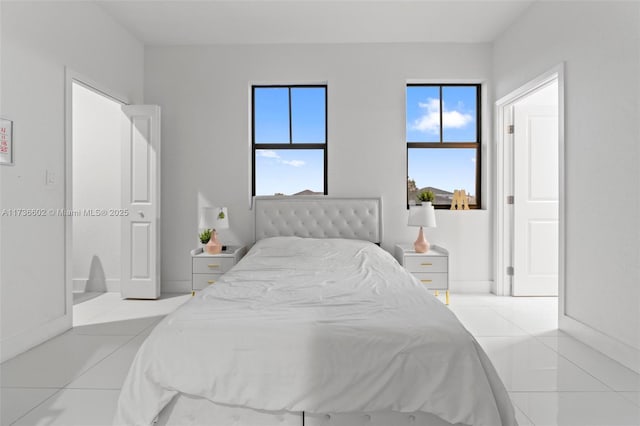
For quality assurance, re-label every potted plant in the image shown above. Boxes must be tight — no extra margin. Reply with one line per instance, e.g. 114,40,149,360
416,190,435,205
199,228,212,245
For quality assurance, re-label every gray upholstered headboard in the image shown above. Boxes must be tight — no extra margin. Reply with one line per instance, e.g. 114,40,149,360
254,196,382,244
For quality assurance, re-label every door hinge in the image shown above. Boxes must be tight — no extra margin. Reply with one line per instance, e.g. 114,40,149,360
507,195,514,204
507,124,514,134
507,266,514,276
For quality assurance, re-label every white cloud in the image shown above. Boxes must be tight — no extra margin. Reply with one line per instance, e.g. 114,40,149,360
412,97,473,135
443,110,473,129
282,159,305,167
413,99,440,134
258,150,280,159
471,157,476,163
258,150,305,167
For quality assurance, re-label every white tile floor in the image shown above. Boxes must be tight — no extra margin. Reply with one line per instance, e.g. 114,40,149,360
2,293,639,426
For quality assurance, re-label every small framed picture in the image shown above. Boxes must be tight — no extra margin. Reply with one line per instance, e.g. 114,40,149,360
0,118,14,165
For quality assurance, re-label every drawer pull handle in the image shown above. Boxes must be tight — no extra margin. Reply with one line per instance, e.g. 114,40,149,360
421,279,433,283
207,264,219,268
421,262,433,266
207,280,215,284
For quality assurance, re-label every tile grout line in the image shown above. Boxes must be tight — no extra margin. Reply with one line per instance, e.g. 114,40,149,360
9,387,64,426
486,305,621,394
615,391,640,408
5,331,161,423
457,301,539,424
2,385,67,389
528,336,623,394
479,300,618,424
3,295,183,424
56,313,165,391
56,333,143,391
61,386,123,391
65,293,168,389
5,325,151,423
509,397,536,426
509,390,634,393
454,305,532,338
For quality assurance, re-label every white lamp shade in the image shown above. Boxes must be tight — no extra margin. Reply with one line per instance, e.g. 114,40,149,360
199,207,229,230
408,204,436,228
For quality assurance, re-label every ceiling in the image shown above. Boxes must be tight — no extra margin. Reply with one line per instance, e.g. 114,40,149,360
96,0,535,46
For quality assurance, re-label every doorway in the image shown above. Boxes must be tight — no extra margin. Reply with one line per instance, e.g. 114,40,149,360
495,65,565,298
70,79,126,307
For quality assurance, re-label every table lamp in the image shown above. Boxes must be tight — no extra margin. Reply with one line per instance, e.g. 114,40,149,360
408,203,436,253
200,207,229,254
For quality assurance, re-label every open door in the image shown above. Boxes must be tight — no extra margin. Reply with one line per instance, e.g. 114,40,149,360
512,101,559,296
121,105,161,299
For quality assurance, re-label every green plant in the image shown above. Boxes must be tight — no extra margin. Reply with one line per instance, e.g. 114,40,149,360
199,228,212,244
417,190,435,203
217,211,225,220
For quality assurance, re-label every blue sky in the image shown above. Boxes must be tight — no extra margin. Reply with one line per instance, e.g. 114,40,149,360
408,148,476,197
253,85,477,197
406,86,478,197
254,87,326,144
254,87,326,195
255,149,324,195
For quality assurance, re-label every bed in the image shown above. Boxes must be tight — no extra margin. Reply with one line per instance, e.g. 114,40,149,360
115,197,516,426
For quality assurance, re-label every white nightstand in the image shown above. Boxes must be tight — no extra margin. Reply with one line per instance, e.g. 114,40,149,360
190,245,247,295
394,244,450,305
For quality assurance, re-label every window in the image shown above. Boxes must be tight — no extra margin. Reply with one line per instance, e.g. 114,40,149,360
252,85,327,196
406,84,481,208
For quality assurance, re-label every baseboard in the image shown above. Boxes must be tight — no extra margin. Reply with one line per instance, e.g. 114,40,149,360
560,314,640,375
162,280,191,294
73,278,120,293
450,280,493,293
0,314,71,363
491,279,512,296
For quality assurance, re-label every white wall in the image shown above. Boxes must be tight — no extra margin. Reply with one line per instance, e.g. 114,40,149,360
0,1,144,361
72,82,124,293
144,43,494,294
494,1,640,371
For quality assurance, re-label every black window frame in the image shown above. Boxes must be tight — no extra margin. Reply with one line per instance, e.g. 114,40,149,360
251,84,328,197
406,83,482,209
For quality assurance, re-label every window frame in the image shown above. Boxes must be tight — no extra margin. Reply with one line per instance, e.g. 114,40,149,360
406,83,482,209
251,84,328,197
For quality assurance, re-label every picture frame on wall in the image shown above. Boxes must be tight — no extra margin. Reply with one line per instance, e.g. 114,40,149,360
0,117,14,165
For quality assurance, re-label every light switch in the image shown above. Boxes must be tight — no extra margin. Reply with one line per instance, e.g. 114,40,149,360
46,170,56,186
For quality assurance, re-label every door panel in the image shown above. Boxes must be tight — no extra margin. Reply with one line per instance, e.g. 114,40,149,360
131,116,152,203
528,220,559,276
528,116,559,201
131,222,151,279
513,104,559,296
121,105,161,299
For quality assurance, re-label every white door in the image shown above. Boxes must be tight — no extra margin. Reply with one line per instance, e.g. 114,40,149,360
121,105,161,299
513,103,559,296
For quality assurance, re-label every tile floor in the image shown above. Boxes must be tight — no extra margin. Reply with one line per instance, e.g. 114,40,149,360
1,293,639,425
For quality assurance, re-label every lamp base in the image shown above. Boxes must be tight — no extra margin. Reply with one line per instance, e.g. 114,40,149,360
205,230,223,254
414,226,430,253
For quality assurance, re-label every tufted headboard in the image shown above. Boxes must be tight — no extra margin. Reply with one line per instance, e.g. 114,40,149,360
254,196,382,244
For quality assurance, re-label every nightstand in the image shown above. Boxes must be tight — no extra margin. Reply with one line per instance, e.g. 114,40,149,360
190,245,246,295
394,244,450,305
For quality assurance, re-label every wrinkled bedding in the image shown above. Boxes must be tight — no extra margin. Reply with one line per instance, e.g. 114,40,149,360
115,237,516,426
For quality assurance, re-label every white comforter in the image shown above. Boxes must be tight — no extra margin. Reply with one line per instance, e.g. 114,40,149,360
115,237,516,426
